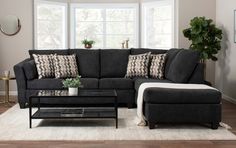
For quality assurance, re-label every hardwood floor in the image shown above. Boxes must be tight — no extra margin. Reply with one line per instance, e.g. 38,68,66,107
0,96,236,148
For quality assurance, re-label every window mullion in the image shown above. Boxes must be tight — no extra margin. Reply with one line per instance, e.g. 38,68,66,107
103,9,106,49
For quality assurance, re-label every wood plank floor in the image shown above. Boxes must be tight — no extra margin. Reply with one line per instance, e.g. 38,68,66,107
0,96,236,148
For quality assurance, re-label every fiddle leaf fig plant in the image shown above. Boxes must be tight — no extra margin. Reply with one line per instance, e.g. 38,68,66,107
183,17,223,61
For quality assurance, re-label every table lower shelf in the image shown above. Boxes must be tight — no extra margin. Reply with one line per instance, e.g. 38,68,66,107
31,108,117,119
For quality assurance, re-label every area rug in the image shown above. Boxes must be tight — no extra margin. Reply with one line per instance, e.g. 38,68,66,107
0,105,236,140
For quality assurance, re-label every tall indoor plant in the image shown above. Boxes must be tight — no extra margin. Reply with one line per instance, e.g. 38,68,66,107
183,17,223,62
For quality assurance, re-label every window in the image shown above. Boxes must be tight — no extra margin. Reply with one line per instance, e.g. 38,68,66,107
142,0,174,49
34,0,67,49
70,4,139,48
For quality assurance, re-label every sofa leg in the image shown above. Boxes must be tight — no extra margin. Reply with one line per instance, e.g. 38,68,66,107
211,122,219,130
19,103,26,109
127,103,134,109
148,122,156,129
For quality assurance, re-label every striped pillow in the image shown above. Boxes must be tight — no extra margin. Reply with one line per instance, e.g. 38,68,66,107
33,54,54,79
149,54,167,79
125,52,151,78
53,54,78,78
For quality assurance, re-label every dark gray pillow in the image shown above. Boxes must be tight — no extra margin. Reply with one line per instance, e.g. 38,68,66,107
23,60,38,80
166,49,200,83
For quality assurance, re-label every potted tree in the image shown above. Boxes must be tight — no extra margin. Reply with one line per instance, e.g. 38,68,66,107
62,75,82,95
82,39,95,49
183,17,223,62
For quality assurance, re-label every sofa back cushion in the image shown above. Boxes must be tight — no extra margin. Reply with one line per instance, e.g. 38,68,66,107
164,48,182,77
69,49,100,78
166,49,200,83
100,49,130,78
130,48,167,55
29,49,69,59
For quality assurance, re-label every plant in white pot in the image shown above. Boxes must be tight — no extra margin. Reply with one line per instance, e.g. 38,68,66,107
62,75,82,96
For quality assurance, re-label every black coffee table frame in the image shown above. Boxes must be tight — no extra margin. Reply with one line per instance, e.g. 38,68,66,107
29,90,118,129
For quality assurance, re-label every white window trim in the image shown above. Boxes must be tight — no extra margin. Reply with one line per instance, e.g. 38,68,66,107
70,3,139,49
34,0,68,49
141,0,176,49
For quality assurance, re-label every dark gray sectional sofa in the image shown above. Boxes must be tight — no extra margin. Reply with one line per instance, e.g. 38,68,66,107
14,48,205,109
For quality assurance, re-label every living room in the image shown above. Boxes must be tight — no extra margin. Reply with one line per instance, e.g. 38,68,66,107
0,0,236,147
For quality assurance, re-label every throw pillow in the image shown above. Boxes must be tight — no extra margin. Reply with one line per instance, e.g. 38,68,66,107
53,54,79,78
125,52,151,78
33,54,54,79
149,54,167,79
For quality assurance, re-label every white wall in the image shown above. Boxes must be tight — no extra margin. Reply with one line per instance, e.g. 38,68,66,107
0,0,216,93
178,0,216,85
216,0,236,101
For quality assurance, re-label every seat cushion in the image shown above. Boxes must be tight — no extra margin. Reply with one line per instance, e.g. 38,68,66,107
166,49,200,83
100,49,130,78
69,49,100,78
144,88,221,104
134,78,172,90
99,78,134,89
27,78,99,90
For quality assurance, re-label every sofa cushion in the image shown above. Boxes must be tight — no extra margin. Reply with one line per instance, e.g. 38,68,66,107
125,52,151,78
150,54,167,79
99,78,133,89
134,78,173,90
29,50,68,59
27,78,99,90
23,60,38,80
166,49,200,83
164,48,182,77
131,48,167,55
33,54,55,79
100,49,130,78
53,54,78,78
143,88,221,104
69,49,100,78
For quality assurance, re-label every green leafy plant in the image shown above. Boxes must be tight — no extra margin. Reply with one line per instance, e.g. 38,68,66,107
183,17,223,61
81,39,95,46
62,75,82,88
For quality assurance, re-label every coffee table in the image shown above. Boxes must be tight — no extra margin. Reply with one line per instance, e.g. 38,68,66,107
29,90,118,128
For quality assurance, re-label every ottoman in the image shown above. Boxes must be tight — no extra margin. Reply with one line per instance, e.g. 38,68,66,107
143,87,222,129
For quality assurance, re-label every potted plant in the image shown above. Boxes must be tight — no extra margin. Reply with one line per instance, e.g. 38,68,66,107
82,39,95,49
62,75,82,95
183,17,223,62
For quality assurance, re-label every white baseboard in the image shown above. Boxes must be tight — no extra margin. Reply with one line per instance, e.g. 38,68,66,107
0,91,17,96
223,94,236,104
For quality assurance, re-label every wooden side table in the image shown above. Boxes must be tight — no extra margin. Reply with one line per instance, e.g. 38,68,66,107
0,76,16,104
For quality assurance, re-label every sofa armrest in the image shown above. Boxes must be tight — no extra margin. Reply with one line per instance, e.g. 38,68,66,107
14,58,31,108
188,63,205,84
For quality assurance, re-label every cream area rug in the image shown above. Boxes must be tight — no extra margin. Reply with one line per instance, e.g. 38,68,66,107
0,105,236,141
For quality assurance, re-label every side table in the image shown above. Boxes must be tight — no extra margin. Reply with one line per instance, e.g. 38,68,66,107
0,76,16,104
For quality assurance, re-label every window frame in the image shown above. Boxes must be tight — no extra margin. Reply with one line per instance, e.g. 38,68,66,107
70,3,139,49
34,0,68,49
141,0,176,49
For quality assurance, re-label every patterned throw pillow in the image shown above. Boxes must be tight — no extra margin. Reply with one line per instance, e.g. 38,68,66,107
149,54,167,79
33,54,54,79
53,54,78,78
125,52,151,78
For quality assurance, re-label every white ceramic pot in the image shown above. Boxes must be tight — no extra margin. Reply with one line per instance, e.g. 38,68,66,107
68,87,78,96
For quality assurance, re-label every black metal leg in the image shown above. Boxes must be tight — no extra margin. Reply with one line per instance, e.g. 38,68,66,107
29,97,32,128
115,96,118,129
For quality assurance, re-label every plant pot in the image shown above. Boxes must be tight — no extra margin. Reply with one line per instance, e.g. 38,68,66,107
68,87,78,96
84,44,92,49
